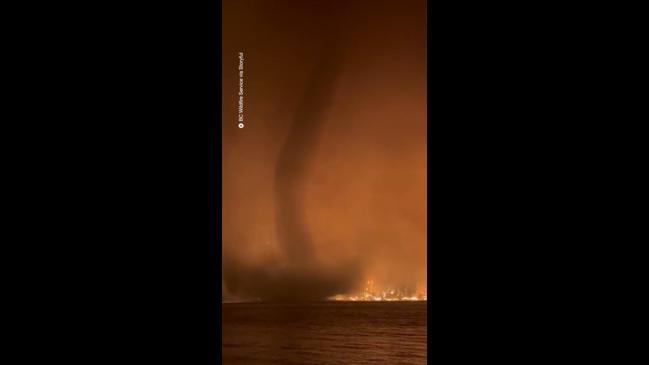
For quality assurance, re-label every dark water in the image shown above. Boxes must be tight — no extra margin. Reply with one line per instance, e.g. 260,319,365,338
222,301,427,365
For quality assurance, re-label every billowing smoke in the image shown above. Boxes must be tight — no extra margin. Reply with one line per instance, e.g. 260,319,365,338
224,46,361,301
222,3,361,302
222,0,427,302
274,46,340,267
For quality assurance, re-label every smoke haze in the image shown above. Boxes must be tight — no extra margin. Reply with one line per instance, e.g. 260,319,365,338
222,0,426,301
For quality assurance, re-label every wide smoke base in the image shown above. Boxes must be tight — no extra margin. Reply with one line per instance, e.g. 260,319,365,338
223,260,361,302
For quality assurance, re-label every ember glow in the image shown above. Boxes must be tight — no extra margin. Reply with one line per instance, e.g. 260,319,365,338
329,295,426,302
328,279,426,302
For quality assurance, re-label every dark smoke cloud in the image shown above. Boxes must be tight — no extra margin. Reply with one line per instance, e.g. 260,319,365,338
223,260,359,302
223,4,361,301
222,0,427,302
223,48,362,301
274,45,341,266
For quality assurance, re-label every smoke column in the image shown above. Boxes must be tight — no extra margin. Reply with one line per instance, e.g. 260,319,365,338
223,7,360,301
222,0,427,302
274,46,340,267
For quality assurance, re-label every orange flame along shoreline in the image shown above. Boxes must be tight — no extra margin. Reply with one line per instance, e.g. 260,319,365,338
328,279,427,302
222,280,427,303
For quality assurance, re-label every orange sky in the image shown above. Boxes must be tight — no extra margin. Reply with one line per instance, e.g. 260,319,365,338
222,0,426,301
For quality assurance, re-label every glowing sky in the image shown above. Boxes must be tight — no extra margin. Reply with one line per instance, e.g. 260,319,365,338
222,0,426,301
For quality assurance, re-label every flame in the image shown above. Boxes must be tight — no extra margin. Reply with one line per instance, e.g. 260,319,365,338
327,278,427,302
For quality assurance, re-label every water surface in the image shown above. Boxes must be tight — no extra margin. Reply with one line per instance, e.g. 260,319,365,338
222,301,427,365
